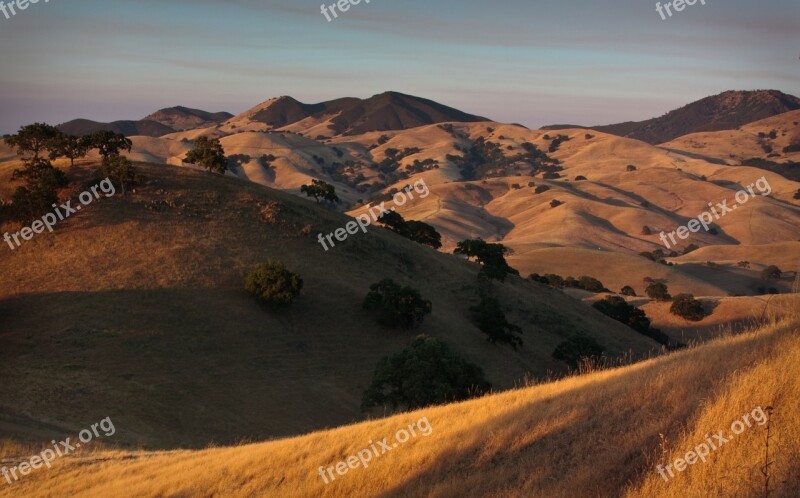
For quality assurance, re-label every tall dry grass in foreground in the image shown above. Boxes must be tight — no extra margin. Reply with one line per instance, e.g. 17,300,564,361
1,318,797,498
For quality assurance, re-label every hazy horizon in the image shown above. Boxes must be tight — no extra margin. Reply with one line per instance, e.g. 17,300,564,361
0,0,798,134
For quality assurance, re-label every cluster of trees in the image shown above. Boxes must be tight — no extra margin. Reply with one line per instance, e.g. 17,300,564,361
592,296,673,346
670,294,705,321
242,264,492,413
545,134,571,153
529,273,609,293
447,137,562,181
3,123,136,220
377,211,442,249
454,238,519,281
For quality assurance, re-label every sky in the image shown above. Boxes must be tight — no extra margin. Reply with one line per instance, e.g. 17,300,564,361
0,0,797,134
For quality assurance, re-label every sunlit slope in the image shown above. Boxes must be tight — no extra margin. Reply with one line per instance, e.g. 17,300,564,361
3,319,797,497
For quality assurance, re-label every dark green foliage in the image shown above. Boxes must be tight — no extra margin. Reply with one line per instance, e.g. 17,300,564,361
448,137,561,180
645,282,672,301
405,220,442,249
454,238,519,281
592,296,651,334
10,185,58,221
529,273,607,293
49,133,90,167
547,134,571,152
300,179,340,204
761,265,782,280
9,157,68,221
98,155,140,195
670,294,705,321
12,157,68,191
577,276,609,293
534,185,550,194
550,199,564,208
469,296,523,350
376,211,442,249
552,334,604,368
361,335,491,411
363,278,432,329
245,260,303,307
89,130,132,160
183,136,227,174
377,210,405,232
4,123,60,160
620,285,637,297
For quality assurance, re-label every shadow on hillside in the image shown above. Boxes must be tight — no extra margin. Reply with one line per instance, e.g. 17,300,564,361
658,147,728,165
0,288,370,450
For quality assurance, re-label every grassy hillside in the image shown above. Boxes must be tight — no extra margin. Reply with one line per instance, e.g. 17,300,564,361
0,162,659,449
2,317,796,497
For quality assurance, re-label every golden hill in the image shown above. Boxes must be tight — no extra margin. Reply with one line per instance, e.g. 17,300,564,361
108,114,800,301
0,161,659,448
2,317,797,497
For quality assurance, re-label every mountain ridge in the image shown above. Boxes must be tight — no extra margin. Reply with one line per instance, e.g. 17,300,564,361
544,90,800,144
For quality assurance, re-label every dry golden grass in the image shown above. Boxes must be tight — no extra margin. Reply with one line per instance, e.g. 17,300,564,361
2,317,796,497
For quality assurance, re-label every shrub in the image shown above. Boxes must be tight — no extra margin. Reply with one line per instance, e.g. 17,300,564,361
469,297,523,350
363,278,432,329
534,185,550,194
361,335,491,411
550,199,564,208
645,282,671,301
98,154,140,195
552,335,604,369
641,225,652,235
670,293,705,321
575,175,587,181
577,276,608,293
592,296,651,334
626,164,637,172
10,185,58,221
783,144,800,154
245,260,303,306
620,285,636,296
761,265,782,280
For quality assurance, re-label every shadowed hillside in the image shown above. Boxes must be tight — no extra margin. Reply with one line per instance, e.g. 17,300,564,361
2,317,796,497
0,162,659,449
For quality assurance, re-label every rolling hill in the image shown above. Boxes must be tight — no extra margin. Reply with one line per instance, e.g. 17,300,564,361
0,161,661,448
2,316,796,497
56,106,233,137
